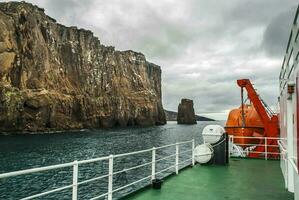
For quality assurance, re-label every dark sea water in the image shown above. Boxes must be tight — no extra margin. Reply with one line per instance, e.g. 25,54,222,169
0,121,224,200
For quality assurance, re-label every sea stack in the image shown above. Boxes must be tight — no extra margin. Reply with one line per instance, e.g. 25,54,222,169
177,99,197,124
0,2,166,133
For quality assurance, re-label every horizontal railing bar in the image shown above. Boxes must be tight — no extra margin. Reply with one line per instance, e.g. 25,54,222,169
0,162,74,179
78,174,109,186
234,143,279,147
78,156,110,165
176,140,193,145
20,184,73,200
231,136,285,140
277,140,287,152
155,165,175,175
114,148,152,158
155,143,176,150
179,158,192,165
113,161,152,175
179,149,192,154
156,153,176,162
113,175,152,193
236,151,281,155
289,158,298,174
115,140,192,158
89,192,108,200
155,140,192,150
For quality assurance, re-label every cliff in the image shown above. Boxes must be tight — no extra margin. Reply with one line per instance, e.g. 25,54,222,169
164,110,214,121
177,99,197,124
0,2,166,133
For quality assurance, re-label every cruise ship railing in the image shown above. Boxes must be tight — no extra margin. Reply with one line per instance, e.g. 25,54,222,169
278,140,299,175
0,139,195,200
228,135,285,160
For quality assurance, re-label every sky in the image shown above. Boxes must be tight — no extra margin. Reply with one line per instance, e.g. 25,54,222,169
4,0,298,120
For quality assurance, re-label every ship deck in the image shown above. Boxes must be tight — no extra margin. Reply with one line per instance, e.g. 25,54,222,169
125,159,293,200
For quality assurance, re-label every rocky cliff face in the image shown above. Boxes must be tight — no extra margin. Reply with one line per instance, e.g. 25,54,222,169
177,99,197,124
0,2,166,133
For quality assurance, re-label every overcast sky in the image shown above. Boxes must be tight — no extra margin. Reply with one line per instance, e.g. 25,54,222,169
6,0,298,119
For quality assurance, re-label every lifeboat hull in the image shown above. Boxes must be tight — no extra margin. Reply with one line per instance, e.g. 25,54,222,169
225,104,264,147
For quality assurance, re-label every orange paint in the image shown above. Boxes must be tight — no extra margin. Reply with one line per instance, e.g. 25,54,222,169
225,104,264,147
225,79,280,159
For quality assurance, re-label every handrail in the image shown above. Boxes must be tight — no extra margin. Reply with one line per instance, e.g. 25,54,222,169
156,153,176,162
234,143,278,147
0,139,195,200
112,175,152,193
78,174,109,186
277,140,287,152
0,162,75,179
113,161,152,175
229,135,284,159
114,148,152,158
231,136,285,140
20,184,73,200
289,157,298,174
78,156,110,164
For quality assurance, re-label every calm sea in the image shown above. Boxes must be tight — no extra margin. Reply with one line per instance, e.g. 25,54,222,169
0,121,224,199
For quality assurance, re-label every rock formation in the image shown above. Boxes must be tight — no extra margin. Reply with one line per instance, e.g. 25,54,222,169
0,2,166,133
177,99,197,124
164,110,214,121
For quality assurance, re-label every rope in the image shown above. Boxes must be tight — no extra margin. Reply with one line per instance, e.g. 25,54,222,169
211,137,226,148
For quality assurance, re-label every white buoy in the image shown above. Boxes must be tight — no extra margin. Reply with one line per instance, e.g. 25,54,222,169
202,125,225,144
193,143,214,164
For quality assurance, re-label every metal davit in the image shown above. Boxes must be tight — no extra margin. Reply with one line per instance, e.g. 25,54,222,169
225,79,280,159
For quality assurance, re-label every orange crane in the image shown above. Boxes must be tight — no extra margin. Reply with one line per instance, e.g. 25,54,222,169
226,79,279,158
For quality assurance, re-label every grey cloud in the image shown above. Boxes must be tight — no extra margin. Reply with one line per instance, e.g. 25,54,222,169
262,6,297,57
229,0,295,25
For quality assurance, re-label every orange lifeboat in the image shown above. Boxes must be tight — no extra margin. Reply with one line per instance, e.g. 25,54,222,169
225,104,264,147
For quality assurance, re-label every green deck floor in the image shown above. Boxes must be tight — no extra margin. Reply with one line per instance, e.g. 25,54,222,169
126,159,293,200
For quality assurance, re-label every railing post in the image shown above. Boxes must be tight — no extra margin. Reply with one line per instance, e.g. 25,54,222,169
265,138,267,160
151,147,156,181
108,155,113,200
228,135,231,158
72,160,78,200
230,135,234,157
175,143,179,174
192,139,195,166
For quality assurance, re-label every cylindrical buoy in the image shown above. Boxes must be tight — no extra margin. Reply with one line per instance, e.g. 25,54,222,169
194,143,214,164
202,125,225,144
201,125,229,165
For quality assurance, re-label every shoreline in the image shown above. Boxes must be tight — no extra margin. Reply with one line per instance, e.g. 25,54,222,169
0,121,218,135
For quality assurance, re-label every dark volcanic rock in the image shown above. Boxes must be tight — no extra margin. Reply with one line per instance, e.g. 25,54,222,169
0,2,166,133
164,110,214,121
177,99,197,124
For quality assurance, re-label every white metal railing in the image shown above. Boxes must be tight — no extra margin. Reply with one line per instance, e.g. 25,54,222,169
0,139,195,200
289,157,299,174
228,135,286,160
277,138,298,190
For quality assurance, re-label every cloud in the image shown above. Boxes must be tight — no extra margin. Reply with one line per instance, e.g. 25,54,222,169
4,0,298,120
262,6,297,57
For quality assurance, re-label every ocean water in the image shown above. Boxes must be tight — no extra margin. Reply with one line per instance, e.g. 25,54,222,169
0,121,224,199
